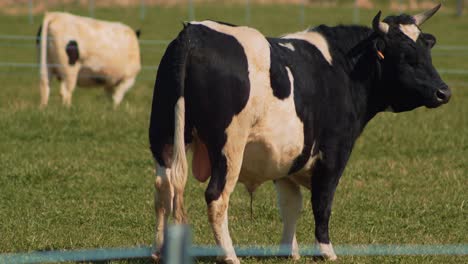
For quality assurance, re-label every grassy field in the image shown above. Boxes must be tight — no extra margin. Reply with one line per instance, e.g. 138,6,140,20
0,3,467,264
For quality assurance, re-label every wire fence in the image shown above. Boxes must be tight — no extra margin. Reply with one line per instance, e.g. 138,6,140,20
1,225,467,264
0,3,466,263
0,32,468,87
15,0,468,26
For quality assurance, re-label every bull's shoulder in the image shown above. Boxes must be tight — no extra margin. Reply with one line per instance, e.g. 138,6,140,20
281,30,332,65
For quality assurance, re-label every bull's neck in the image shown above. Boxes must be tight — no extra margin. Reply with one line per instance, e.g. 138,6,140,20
314,25,386,129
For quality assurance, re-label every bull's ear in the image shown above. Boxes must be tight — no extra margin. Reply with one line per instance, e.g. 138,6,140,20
413,3,441,26
372,11,389,35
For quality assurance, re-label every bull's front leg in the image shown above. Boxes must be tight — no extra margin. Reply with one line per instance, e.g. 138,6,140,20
310,147,351,261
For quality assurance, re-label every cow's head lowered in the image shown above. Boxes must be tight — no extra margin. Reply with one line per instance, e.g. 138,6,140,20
372,4,451,112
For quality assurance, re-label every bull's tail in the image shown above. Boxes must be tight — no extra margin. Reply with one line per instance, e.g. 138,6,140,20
172,96,188,223
39,13,52,107
171,25,191,223
150,24,191,223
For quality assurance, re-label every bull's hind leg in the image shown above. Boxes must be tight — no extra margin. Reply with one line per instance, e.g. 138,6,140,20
274,178,302,260
39,69,52,107
205,132,247,264
60,66,79,107
152,163,174,260
111,77,136,107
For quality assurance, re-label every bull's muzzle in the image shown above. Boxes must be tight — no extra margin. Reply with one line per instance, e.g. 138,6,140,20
435,86,451,104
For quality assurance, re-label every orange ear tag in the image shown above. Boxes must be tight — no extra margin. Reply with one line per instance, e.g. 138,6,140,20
377,50,385,60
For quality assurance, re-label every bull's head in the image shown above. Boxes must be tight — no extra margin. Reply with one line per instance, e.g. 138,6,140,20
372,4,451,112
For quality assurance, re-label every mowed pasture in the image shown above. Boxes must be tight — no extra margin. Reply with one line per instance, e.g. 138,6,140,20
0,3,467,263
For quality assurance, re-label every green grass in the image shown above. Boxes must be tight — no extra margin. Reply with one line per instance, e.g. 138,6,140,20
0,3,467,264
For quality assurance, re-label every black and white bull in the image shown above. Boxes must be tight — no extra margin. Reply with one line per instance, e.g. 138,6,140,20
149,4,450,263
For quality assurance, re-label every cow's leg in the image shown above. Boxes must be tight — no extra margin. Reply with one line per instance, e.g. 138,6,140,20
274,178,302,260
152,163,174,260
60,66,79,107
311,154,350,261
205,136,246,264
112,77,136,107
39,69,52,107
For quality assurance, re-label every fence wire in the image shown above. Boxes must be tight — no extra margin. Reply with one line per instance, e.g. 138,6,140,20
1,244,467,264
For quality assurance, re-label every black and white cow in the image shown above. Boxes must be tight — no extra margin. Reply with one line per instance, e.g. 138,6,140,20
149,4,450,263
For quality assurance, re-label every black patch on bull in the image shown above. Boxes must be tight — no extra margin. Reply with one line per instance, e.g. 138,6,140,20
65,40,79,65
149,23,250,204
267,40,292,99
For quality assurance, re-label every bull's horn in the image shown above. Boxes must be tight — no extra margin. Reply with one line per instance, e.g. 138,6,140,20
372,11,389,34
413,3,441,26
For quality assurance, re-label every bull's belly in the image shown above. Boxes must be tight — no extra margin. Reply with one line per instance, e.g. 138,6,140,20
238,104,315,191
77,67,115,87
239,141,316,192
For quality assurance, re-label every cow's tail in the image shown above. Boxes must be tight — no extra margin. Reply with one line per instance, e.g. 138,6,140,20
39,12,52,107
170,24,191,223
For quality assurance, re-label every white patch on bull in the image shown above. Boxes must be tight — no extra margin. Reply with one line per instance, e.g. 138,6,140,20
279,42,295,51
240,66,309,191
317,242,338,261
282,30,333,65
399,24,421,42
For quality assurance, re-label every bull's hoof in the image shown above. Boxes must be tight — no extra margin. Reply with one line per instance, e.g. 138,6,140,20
324,254,337,261
216,256,240,264
291,253,301,261
318,242,338,261
151,252,161,263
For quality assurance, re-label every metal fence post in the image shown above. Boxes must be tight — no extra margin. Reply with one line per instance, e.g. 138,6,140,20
245,0,251,25
353,0,360,24
28,0,34,25
162,225,192,264
89,0,95,18
188,0,195,21
299,0,305,27
140,0,146,21
457,0,464,17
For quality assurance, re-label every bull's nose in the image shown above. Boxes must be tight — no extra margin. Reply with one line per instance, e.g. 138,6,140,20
435,87,451,103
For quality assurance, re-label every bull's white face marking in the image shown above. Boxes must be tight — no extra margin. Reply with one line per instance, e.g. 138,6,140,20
399,24,421,42
282,30,332,65
279,42,295,51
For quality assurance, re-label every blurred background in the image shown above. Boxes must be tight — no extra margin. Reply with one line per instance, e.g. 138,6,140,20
1,0,467,90
0,1,466,263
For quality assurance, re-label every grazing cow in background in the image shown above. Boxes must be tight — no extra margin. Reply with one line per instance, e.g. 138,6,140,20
149,4,450,263
38,12,141,107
